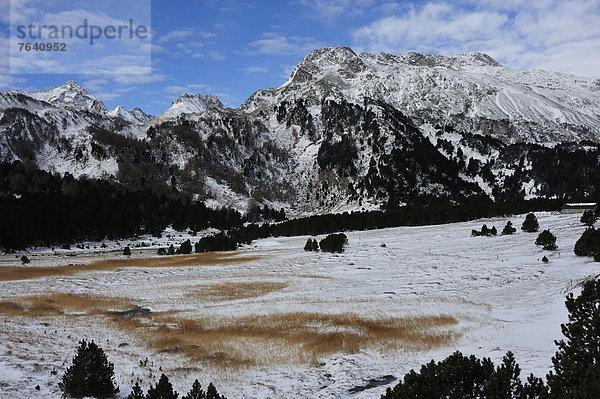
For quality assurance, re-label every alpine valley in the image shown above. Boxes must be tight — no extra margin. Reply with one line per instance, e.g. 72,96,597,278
3,46,600,215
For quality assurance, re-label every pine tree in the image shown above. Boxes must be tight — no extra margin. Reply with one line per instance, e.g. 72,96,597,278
547,279,600,397
535,230,557,250
205,383,225,399
484,352,521,397
183,379,205,399
58,340,119,398
147,374,178,399
521,213,539,233
123,246,132,256
178,239,192,255
167,244,175,255
580,210,596,227
127,382,145,399
519,374,548,398
573,364,600,398
502,221,516,235
574,227,600,257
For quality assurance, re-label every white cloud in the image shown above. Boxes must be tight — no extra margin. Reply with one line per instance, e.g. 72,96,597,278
240,66,268,73
352,0,600,77
163,83,211,95
298,0,376,20
208,51,227,60
158,29,216,44
0,74,27,90
245,32,322,56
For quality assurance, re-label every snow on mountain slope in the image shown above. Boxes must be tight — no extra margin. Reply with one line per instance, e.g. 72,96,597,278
108,105,153,124
243,47,600,144
155,93,224,122
26,80,108,114
2,47,600,213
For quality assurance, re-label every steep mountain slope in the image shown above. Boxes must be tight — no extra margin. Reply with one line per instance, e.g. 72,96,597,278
1,47,600,214
243,47,600,144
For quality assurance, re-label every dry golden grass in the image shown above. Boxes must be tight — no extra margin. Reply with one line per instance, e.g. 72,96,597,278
0,252,259,281
0,300,25,315
111,311,459,368
0,293,133,316
186,281,288,302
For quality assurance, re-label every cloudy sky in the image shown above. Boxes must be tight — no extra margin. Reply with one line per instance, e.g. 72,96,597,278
1,0,599,114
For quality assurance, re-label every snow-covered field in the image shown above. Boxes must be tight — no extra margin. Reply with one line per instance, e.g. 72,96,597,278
1,212,599,399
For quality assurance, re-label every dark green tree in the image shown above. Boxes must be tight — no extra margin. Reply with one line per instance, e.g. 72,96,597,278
58,340,119,398
304,238,318,252
167,244,175,255
382,351,495,398
502,221,517,235
519,374,548,399
483,352,521,398
182,379,205,399
157,248,167,256
535,230,557,250
574,227,600,258
123,246,132,256
147,374,178,399
547,279,600,397
20,255,30,264
573,364,600,399
319,233,348,253
522,213,539,233
127,382,145,399
178,239,192,254
580,210,596,227
205,383,225,399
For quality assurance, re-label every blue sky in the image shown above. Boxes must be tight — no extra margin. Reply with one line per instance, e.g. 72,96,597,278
1,0,600,115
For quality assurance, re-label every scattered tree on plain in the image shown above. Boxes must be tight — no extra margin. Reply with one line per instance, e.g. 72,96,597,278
535,230,557,250
580,210,597,227
319,233,348,253
304,238,319,252
177,239,192,254
501,221,516,235
471,224,497,237
574,227,600,259
521,213,539,233
123,246,132,256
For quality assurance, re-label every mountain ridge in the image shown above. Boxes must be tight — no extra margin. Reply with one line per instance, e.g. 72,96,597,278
2,47,600,214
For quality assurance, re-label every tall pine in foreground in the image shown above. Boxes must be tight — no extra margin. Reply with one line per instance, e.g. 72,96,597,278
58,340,119,398
547,279,600,397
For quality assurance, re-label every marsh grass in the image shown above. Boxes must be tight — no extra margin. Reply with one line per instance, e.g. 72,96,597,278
186,281,288,302
113,311,459,368
0,252,259,281
0,293,132,316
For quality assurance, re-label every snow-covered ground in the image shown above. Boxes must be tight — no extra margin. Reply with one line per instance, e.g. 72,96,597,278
1,212,599,398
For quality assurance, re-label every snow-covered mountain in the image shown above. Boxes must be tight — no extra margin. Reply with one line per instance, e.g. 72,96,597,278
26,80,108,115
108,105,153,124
243,46,600,144
2,47,600,214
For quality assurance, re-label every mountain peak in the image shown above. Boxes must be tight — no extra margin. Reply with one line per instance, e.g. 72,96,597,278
26,81,107,114
108,105,152,124
155,93,224,122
